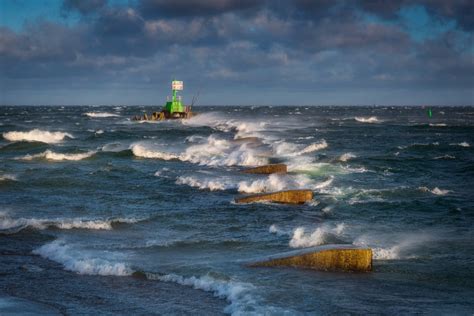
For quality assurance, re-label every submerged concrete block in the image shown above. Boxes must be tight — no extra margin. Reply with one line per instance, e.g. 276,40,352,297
249,245,372,272
235,190,313,204
242,164,287,174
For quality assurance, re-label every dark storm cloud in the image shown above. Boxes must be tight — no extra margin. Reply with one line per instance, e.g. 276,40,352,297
138,0,263,18
0,0,472,105
62,0,107,15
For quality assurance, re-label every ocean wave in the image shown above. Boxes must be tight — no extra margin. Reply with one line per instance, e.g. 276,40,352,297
84,112,119,118
130,143,179,160
338,152,356,162
0,215,140,234
238,174,333,194
450,141,470,147
0,174,17,181
288,223,346,248
273,140,327,157
429,123,447,127
175,176,234,191
18,150,96,161
433,154,456,160
354,116,380,123
354,233,433,260
146,272,281,315
418,186,450,196
33,240,132,276
3,129,73,143
132,135,268,167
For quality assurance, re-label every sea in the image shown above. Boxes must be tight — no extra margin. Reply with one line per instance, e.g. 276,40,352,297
1,105,473,315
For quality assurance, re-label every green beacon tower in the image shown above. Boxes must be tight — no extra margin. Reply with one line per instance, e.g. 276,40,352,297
164,80,185,115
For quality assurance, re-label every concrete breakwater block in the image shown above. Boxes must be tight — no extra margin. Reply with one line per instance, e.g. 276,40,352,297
242,163,287,174
248,245,372,272
235,190,313,204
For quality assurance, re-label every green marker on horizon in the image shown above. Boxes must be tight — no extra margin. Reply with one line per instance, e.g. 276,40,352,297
428,108,432,118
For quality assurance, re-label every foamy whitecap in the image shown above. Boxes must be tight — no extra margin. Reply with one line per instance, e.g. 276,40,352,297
132,136,268,167
130,143,179,160
273,140,327,157
338,153,356,162
450,141,470,147
19,150,96,161
0,174,17,181
147,273,281,315
175,176,234,191
84,112,119,118
237,174,332,194
3,129,73,143
33,240,132,276
355,116,380,123
418,186,450,196
0,215,140,234
289,223,345,248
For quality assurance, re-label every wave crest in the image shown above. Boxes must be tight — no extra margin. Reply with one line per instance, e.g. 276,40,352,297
19,150,96,161
3,129,73,143
84,112,119,118
355,116,380,123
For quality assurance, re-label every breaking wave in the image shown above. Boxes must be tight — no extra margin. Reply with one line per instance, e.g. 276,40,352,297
273,140,327,157
19,150,96,161
418,186,450,196
238,174,333,194
33,240,132,276
131,135,268,167
84,112,119,118
0,214,140,234
147,273,286,315
354,116,380,123
0,174,17,181
450,141,470,147
288,223,346,248
175,176,234,191
338,153,356,162
3,129,73,143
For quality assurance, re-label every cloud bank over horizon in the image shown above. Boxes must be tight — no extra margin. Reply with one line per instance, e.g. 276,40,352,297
0,0,473,105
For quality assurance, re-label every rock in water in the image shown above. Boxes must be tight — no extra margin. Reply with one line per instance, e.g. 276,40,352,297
242,164,287,174
235,190,312,204
248,245,372,272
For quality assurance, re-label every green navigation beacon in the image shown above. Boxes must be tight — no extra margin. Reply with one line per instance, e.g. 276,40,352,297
131,79,195,121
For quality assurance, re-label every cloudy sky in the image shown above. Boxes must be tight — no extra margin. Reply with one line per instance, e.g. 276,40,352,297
0,0,472,105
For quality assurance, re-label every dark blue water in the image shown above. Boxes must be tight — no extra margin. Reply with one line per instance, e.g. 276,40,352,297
1,105,473,315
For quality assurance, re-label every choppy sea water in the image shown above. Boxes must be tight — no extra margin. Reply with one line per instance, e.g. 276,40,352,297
1,105,473,315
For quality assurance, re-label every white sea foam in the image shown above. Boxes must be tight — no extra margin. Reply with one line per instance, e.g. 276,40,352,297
273,140,327,157
84,112,119,118
429,123,447,127
338,153,356,162
33,240,132,276
289,223,345,248
0,174,17,181
0,215,139,233
19,150,96,161
132,136,268,167
450,141,470,147
354,233,433,260
418,186,450,196
268,224,288,236
3,129,73,143
237,174,332,194
355,116,380,123
175,176,233,191
434,154,456,160
130,143,179,160
149,273,268,315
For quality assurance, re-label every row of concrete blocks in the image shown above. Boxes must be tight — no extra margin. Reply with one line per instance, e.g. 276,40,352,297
234,163,372,272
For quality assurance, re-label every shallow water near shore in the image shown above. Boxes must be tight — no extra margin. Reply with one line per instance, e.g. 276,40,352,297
1,105,473,314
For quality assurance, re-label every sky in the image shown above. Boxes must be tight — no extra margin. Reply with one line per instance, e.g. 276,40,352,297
0,0,473,105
